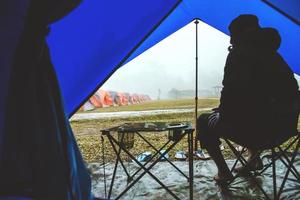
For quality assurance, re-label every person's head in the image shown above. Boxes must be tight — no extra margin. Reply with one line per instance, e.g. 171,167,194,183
259,28,281,51
228,14,261,46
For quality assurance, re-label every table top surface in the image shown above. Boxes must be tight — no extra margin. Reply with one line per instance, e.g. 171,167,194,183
102,122,193,133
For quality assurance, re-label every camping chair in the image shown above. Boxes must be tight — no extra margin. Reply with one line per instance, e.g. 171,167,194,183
223,131,300,200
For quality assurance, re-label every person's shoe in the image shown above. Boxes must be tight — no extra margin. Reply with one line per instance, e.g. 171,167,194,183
233,157,263,174
175,150,187,160
220,145,225,151
213,172,234,186
133,151,152,165
235,145,244,152
194,149,210,160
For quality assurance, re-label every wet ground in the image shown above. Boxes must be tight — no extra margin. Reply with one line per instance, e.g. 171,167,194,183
71,108,212,121
88,155,300,200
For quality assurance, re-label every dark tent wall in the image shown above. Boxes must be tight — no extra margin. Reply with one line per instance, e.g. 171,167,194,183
0,1,92,199
0,0,31,162
47,0,300,117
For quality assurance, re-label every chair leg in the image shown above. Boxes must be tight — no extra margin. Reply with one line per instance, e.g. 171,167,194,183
224,139,271,199
230,147,247,173
278,135,300,181
272,148,278,200
224,139,248,167
278,136,300,198
225,134,300,199
278,147,300,181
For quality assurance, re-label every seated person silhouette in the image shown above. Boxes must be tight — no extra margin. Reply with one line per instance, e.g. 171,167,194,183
196,14,299,184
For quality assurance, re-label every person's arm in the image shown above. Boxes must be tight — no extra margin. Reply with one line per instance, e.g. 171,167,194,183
219,50,254,117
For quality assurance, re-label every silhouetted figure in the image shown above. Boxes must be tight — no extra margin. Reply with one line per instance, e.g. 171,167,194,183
196,14,299,184
0,0,92,199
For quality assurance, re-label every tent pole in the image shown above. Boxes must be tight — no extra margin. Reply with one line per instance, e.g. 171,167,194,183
194,19,199,151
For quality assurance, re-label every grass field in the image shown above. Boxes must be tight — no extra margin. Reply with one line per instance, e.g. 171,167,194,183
79,98,219,113
72,98,219,135
72,98,219,162
71,98,300,163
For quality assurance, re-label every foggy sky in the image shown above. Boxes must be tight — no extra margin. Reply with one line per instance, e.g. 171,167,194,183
101,21,300,99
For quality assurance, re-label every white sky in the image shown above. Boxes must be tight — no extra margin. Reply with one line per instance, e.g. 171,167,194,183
101,21,300,99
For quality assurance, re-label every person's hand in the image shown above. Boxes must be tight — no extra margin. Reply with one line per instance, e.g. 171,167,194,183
211,107,219,112
208,112,220,128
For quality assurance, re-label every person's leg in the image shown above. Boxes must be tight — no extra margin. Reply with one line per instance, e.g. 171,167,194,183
197,113,233,182
233,148,263,173
248,149,259,159
205,142,233,181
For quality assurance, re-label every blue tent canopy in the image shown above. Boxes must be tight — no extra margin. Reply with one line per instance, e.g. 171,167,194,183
1,0,300,199
47,0,300,116
47,0,180,115
263,0,300,24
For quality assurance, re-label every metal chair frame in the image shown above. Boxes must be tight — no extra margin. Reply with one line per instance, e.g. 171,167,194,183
223,132,300,200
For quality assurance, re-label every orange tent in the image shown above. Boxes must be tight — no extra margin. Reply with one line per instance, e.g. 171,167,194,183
124,93,133,104
120,92,128,106
132,94,140,104
79,100,95,111
96,89,113,107
79,90,151,111
89,95,102,108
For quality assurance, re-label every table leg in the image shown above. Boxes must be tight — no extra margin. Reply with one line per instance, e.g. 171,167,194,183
188,130,194,200
130,134,172,179
109,136,132,183
135,131,189,180
107,133,125,199
110,136,181,200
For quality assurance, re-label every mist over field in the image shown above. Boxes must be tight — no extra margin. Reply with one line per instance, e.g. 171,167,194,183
101,21,300,100
101,22,229,99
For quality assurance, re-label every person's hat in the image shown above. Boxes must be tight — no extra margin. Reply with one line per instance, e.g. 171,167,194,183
229,14,260,37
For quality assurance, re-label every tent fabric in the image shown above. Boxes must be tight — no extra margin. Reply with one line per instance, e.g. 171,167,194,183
97,90,113,107
116,92,127,106
87,89,113,108
0,198,32,200
132,94,141,104
0,32,91,199
0,0,91,199
1,0,300,199
47,0,181,116
47,0,300,117
124,93,132,104
80,100,95,111
121,93,129,106
108,91,118,106
114,93,122,106
263,0,300,24
89,158,300,199
125,0,300,76
89,96,102,108
0,0,32,165
79,90,151,111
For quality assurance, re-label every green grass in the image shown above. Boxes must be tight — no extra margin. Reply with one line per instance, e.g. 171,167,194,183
73,111,196,162
77,98,220,113
73,98,216,162
72,98,300,163
72,112,195,136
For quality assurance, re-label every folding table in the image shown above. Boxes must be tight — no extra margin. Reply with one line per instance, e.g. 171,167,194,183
101,122,194,200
